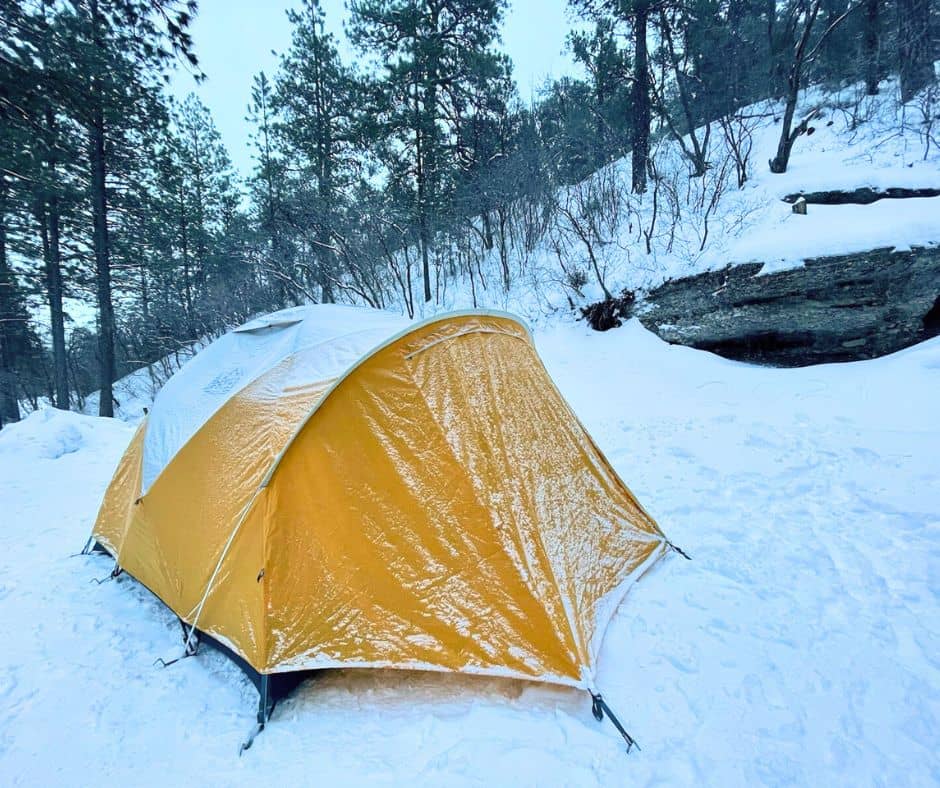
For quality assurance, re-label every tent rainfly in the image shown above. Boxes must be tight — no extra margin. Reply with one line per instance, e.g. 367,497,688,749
87,305,682,751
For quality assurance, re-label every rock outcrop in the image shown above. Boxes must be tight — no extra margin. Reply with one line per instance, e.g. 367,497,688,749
638,245,940,366
782,187,940,205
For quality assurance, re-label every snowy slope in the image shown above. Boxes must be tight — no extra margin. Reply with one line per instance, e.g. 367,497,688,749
1,319,938,786
80,340,205,424
392,75,940,323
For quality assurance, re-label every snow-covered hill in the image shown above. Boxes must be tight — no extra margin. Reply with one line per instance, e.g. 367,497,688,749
1,318,937,785
395,75,940,323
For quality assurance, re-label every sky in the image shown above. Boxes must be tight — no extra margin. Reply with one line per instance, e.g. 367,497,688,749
169,0,582,177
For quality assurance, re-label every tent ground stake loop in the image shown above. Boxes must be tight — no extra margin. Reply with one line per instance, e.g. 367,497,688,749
590,692,640,753
591,693,604,722
154,622,201,669
178,620,200,655
153,653,193,669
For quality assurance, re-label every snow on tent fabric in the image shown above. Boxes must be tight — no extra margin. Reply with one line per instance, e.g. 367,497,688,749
90,305,671,724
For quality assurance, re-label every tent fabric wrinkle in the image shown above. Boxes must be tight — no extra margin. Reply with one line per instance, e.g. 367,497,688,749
91,304,668,693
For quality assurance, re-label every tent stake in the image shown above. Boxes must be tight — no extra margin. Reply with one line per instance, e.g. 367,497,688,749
666,540,692,560
90,564,122,585
240,675,275,755
154,620,200,669
590,692,640,753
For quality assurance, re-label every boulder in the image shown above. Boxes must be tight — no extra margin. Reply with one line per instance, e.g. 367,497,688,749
639,245,940,366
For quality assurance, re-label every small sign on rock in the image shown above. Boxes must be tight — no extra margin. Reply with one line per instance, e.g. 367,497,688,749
792,197,808,215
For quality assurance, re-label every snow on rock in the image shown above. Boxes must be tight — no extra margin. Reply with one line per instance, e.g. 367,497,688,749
728,197,940,275
1,320,938,785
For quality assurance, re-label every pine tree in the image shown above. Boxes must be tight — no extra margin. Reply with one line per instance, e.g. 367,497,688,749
273,0,362,302
247,72,293,302
349,0,510,302
569,18,633,168
173,94,238,335
0,3,86,410
0,174,37,426
569,0,654,193
897,0,935,102
65,0,199,416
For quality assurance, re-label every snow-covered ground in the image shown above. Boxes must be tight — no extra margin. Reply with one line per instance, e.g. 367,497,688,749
1,318,938,786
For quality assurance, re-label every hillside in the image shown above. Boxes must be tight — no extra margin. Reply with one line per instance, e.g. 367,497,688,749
71,76,940,415
389,74,940,324
10,74,939,423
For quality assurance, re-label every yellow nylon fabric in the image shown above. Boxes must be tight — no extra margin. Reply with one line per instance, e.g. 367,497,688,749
93,355,335,666
406,322,663,670
93,420,146,555
93,312,665,686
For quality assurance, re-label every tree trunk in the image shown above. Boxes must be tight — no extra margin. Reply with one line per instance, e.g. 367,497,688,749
0,179,21,426
481,211,494,251
415,115,432,303
631,4,651,194
139,263,150,324
769,77,802,173
419,6,439,304
419,213,432,303
178,182,195,336
38,199,69,409
863,0,880,95
42,108,69,409
769,1,821,174
48,203,68,409
90,0,115,417
897,0,934,103
91,117,115,417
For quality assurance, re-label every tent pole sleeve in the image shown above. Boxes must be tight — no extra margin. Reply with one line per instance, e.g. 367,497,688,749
181,493,260,655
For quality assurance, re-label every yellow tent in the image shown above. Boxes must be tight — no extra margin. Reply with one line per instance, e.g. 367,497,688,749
89,305,674,747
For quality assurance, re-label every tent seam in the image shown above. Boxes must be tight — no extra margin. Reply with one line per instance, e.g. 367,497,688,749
142,325,396,495
259,309,532,489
